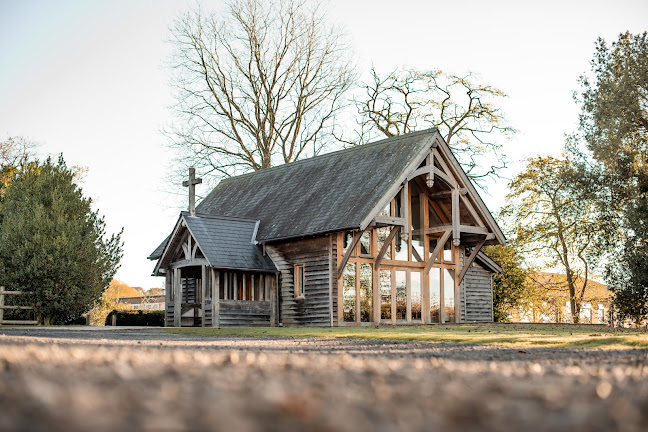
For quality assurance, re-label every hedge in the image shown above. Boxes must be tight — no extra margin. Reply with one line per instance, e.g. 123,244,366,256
105,310,165,327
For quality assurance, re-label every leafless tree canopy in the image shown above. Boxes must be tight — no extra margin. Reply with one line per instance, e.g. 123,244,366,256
352,67,515,186
167,0,355,179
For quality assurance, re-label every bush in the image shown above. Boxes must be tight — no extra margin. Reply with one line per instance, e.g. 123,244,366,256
105,310,165,327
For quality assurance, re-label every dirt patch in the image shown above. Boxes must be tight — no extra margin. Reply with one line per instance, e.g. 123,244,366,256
0,328,646,432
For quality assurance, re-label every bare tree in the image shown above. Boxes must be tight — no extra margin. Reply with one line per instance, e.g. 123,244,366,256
167,0,355,180
0,136,38,200
352,67,515,186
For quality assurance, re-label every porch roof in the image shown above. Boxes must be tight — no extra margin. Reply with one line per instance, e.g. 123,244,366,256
150,213,276,273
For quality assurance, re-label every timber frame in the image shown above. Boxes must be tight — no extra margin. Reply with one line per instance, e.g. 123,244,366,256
150,129,504,327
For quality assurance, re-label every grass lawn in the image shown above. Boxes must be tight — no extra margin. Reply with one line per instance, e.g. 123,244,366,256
165,323,648,349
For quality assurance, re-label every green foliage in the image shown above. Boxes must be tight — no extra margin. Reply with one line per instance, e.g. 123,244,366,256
0,156,123,325
482,245,529,322
105,310,165,327
578,32,648,325
500,152,615,323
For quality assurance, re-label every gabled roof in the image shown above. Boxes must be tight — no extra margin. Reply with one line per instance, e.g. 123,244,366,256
197,130,436,242
475,251,503,274
152,213,276,273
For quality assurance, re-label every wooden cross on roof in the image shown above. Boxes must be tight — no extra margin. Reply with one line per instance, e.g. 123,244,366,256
183,167,202,216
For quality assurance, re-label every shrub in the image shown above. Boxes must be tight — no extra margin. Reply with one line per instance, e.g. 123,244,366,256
105,310,165,327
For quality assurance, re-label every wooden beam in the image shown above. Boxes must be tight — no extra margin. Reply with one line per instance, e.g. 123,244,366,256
401,182,409,242
424,230,452,273
373,215,406,226
336,230,363,280
409,165,454,186
426,224,453,234
426,152,434,188
457,238,487,285
459,193,486,228
452,187,460,246
428,188,467,200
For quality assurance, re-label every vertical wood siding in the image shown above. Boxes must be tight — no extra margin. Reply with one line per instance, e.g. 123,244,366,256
218,300,271,326
266,235,332,326
463,261,494,322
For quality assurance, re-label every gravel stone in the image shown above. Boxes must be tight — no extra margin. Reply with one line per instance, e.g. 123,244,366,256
0,327,646,432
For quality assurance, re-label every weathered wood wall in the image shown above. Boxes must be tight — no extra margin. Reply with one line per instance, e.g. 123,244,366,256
330,235,338,324
219,300,271,327
463,260,494,322
266,235,332,326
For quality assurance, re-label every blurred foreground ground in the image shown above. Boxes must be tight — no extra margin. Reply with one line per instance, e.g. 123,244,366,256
0,327,646,432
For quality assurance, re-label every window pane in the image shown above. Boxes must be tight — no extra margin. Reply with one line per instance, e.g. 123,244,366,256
245,274,252,300
411,185,424,261
395,270,407,320
394,232,408,261
360,231,371,255
411,272,422,321
429,201,444,226
430,268,441,323
376,227,392,259
343,231,353,253
380,270,391,320
360,263,372,322
443,241,452,262
343,263,356,322
444,269,455,322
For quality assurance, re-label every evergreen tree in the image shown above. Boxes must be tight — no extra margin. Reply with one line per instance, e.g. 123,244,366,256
578,32,648,325
0,156,123,325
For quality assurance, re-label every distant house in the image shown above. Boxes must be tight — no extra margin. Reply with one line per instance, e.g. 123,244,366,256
119,296,165,311
511,272,612,324
148,129,505,327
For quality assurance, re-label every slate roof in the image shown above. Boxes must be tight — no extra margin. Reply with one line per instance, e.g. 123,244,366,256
197,130,436,242
182,214,276,271
148,235,170,261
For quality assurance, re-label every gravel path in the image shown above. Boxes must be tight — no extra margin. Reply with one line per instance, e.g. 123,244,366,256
0,327,646,432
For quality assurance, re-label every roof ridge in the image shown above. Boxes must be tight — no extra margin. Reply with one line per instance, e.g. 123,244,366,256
216,128,439,184
185,211,259,223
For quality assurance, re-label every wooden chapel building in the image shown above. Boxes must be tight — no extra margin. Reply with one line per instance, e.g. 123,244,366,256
148,129,504,327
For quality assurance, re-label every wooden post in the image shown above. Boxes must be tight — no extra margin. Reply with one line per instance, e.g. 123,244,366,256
452,187,460,246
401,181,409,242
174,268,181,327
201,265,207,327
454,244,461,323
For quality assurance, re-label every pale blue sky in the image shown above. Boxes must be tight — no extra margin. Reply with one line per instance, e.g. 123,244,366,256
1,0,646,288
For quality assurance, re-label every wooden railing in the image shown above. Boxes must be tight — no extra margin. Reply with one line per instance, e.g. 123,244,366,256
0,286,38,325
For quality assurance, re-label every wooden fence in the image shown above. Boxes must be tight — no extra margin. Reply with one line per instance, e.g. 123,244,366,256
0,286,38,325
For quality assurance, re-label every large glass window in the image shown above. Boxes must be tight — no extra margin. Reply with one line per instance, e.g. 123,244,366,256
411,272,422,321
360,232,372,256
444,269,455,322
343,263,356,322
376,227,392,259
395,271,407,320
430,268,441,323
360,264,372,322
294,265,305,298
380,270,391,320
411,183,424,262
